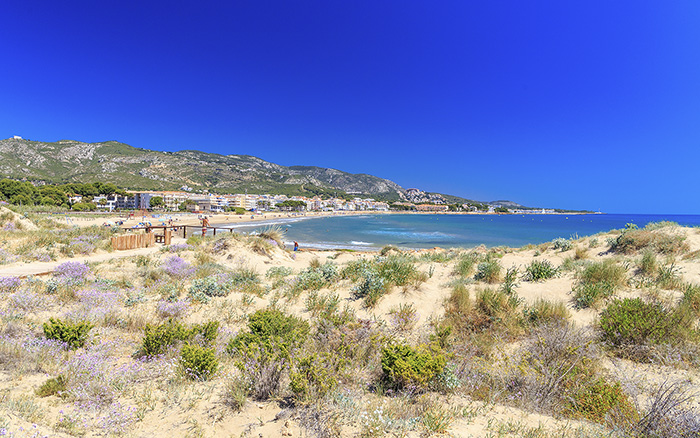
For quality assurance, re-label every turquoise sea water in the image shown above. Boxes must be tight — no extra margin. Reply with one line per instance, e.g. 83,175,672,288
222,213,700,251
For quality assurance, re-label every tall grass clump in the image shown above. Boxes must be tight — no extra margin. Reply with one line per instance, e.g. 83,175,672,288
452,252,479,277
637,250,658,276
344,255,424,307
523,299,570,326
608,222,688,255
474,258,502,284
523,259,558,282
573,260,627,309
257,226,285,248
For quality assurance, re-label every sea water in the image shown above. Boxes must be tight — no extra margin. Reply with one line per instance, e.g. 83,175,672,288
222,213,700,251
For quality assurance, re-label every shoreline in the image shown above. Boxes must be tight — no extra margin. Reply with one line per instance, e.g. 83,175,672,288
51,209,601,229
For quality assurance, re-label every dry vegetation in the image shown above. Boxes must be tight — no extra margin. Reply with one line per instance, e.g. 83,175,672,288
1,217,699,437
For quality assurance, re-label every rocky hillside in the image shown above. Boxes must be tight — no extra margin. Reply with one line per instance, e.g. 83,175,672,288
0,138,405,198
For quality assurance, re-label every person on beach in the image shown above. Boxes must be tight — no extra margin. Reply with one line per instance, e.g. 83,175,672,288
201,216,209,237
293,241,299,251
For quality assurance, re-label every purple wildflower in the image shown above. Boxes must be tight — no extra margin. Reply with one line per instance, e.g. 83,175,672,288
0,276,21,292
161,255,194,278
53,262,90,283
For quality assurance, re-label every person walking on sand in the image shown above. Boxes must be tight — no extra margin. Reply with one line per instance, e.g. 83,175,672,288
201,216,209,237
293,241,299,251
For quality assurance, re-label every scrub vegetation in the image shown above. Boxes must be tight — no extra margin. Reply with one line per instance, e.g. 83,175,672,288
0,218,699,437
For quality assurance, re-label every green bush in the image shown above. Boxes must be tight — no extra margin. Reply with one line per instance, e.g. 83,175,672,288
474,259,502,284
552,237,573,251
289,353,340,402
180,344,218,380
573,260,626,309
43,318,93,349
228,309,309,358
142,320,219,356
523,259,558,282
36,375,67,398
353,270,387,307
599,298,688,348
381,343,446,390
568,379,638,425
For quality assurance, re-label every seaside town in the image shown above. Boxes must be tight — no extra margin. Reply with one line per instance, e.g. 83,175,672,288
0,178,559,215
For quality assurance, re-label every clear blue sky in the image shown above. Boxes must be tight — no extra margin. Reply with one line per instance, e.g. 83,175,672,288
2,1,699,213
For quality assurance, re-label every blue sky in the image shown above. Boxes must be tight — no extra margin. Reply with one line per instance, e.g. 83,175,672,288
2,1,699,213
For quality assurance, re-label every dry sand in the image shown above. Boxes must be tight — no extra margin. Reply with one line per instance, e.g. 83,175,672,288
1,219,699,437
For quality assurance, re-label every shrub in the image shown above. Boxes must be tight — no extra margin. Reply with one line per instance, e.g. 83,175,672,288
289,353,340,402
381,343,446,390
513,323,600,413
141,320,219,356
161,256,195,279
573,260,626,308
53,262,90,284
43,318,93,349
180,344,218,380
632,380,700,438
289,262,338,296
380,245,400,256
353,270,387,307
552,238,573,251
228,309,308,400
474,259,502,284
599,298,690,349
523,259,558,282
266,266,293,279
36,375,67,398
0,276,21,292
388,303,419,332
228,309,309,358
568,379,637,425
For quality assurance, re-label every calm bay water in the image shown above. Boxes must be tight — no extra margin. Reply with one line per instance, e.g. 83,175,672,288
223,213,700,251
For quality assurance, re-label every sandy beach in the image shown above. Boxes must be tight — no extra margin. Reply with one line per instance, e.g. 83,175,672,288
1,207,699,437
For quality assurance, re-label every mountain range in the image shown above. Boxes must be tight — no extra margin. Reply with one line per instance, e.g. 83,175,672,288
0,137,523,207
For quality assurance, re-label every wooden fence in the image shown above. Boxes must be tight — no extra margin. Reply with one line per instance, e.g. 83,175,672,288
111,233,155,250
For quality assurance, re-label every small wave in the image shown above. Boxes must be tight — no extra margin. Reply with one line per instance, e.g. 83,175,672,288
366,229,453,239
220,217,310,229
350,241,373,245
